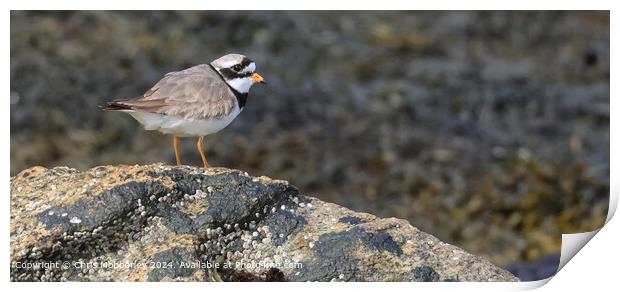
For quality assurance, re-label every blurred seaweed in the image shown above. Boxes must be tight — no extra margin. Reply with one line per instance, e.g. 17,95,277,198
10,11,609,280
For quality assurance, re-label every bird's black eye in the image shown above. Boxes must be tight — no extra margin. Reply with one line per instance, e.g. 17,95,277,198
232,64,243,72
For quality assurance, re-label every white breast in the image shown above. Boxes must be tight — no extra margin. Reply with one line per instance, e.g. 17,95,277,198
128,105,242,137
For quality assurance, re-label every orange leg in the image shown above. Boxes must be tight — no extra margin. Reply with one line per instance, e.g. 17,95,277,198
173,135,182,166
197,137,209,168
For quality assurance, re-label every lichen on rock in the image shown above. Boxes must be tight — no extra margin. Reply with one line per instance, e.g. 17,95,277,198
10,164,518,282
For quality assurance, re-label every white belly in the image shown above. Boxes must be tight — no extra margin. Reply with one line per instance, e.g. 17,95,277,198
127,106,242,137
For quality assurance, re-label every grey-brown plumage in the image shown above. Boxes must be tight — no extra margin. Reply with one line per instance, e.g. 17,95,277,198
107,64,238,120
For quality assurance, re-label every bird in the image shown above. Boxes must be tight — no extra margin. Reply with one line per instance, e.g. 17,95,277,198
103,53,265,168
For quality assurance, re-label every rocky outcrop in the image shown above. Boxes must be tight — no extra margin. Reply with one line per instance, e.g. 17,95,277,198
10,164,518,282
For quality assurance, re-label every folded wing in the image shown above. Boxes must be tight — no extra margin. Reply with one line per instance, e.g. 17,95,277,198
104,64,236,120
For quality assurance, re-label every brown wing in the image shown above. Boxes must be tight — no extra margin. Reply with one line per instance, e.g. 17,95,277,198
105,64,236,120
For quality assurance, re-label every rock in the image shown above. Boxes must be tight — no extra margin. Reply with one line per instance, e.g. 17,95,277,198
10,164,518,282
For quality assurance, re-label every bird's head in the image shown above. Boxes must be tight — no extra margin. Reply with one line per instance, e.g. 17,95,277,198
210,53,265,94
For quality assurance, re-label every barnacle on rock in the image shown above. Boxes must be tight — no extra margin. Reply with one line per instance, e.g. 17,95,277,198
10,164,517,282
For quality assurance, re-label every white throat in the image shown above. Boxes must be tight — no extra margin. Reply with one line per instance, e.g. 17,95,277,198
225,77,253,94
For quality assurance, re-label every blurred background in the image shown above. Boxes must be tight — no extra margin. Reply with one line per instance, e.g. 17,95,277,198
10,11,609,281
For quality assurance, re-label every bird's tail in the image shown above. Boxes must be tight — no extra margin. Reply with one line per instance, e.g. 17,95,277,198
100,100,134,111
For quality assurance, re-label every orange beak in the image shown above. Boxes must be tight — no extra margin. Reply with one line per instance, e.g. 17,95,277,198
251,72,265,84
